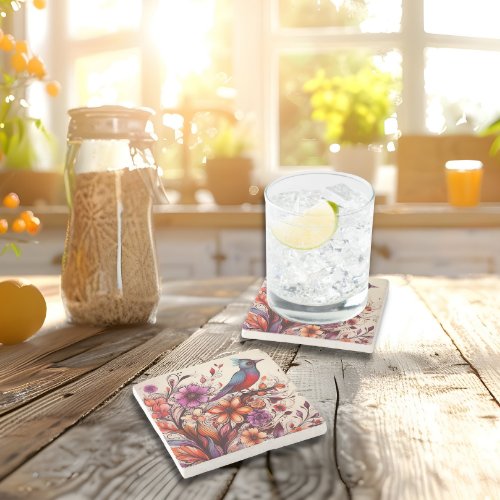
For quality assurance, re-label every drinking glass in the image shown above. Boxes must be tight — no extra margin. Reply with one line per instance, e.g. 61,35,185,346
265,172,375,324
445,160,483,207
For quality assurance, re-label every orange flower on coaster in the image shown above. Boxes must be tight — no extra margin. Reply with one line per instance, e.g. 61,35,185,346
181,408,206,425
241,427,267,446
208,397,252,425
299,325,323,338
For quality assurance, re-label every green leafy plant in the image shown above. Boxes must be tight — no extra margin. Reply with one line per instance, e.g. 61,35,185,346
0,0,60,170
303,63,397,146
204,117,253,159
480,117,500,156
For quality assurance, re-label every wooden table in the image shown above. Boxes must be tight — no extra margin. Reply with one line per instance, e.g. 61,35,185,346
0,275,499,499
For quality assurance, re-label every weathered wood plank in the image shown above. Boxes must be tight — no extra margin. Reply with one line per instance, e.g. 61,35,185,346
225,355,347,500
0,325,161,415
0,326,188,480
332,280,500,498
0,299,237,416
223,277,500,500
410,276,500,402
0,281,299,499
0,277,255,415
2,276,499,500
0,278,255,482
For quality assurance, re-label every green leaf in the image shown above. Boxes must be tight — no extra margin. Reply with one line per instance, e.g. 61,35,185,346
0,242,22,257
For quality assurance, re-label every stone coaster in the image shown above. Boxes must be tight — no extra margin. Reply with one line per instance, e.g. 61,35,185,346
133,349,327,478
241,278,389,353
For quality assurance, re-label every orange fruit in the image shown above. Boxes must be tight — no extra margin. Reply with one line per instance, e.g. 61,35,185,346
20,210,34,223
0,219,8,234
26,216,41,235
12,218,26,233
33,0,46,8
15,40,28,53
0,280,47,345
2,192,20,208
11,52,28,72
27,55,46,78
45,80,60,97
0,34,15,52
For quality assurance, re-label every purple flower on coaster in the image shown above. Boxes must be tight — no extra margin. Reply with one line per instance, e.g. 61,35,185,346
144,384,158,393
247,409,273,427
173,384,210,408
133,350,327,478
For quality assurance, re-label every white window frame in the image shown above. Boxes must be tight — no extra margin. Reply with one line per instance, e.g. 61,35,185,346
233,0,500,173
25,0,500,174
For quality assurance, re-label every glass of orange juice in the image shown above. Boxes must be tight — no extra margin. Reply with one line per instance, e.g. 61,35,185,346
445,160,483,207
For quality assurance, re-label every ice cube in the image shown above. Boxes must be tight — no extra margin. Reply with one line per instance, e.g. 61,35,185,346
326,183,357,201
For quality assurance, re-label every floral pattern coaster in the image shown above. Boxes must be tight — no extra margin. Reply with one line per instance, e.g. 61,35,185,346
241,278,388,353
133,349,327,478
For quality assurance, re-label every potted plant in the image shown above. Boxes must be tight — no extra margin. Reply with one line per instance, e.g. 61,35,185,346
480,117,500,156
203,116,254,205
0,0,62,205
303,63,397,180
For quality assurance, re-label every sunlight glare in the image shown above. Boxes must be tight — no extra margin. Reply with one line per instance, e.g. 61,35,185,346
151,0,216,107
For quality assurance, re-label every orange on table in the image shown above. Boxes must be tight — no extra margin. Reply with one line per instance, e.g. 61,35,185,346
0,219,8,234
12,218,26,233
0,34,15,51
0,280,47,345
27,55,46,78
45,80,60,97
11,52,28,72
33,0,46,9
2,192,20,209
26,216,41,235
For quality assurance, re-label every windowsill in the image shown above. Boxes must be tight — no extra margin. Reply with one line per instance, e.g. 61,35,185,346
4,202,500,230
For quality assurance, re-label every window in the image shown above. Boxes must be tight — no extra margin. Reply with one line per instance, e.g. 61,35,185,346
26,0,500,177
235,0,500,170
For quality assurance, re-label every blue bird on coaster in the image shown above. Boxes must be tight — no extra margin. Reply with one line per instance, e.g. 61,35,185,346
209,358,264,402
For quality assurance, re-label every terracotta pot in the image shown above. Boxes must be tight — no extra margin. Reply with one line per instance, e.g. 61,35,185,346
330,145,382,183
0,170,64,205
205,157,253,205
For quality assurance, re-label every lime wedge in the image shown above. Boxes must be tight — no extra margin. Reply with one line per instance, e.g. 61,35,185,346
271,199,338,250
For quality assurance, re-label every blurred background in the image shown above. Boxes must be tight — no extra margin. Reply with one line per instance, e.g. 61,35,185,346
1,0,500,279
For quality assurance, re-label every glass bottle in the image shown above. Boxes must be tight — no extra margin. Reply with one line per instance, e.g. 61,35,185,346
61,105,167,325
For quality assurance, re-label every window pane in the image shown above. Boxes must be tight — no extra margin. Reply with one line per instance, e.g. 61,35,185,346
279,0,401,32
425,48,500,134
68,0,141,39
279,50,401,166
73,49,141,107
156,0,233,107
425,0,500,39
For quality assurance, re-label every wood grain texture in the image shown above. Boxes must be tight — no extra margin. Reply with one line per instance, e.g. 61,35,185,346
332,279,500,499
1,276,499,500
0,277,251,415
410,276,500,403
0,277,255,484
224,276,500,499
0,280,297,499
0,326,184,480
